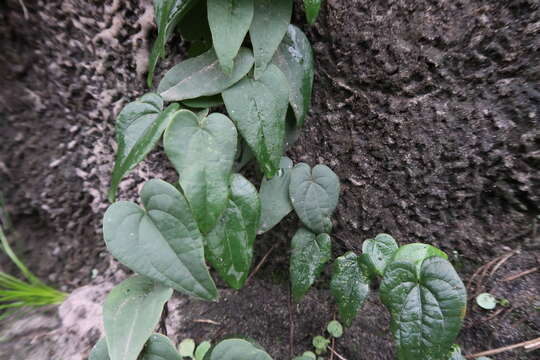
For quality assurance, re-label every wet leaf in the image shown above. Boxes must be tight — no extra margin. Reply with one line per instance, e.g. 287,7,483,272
330,252,370,327
103,276,173,360
303,0,322,25
272,25,314,127
164,110,237,234
158,48,254,101
249,0,293,79
380,257,467,360
206,174,260,289
208,0,254,73
204,338,272,360
289,163,340,234
361,233,398,276
108,94,179,202
148,0,199,87
258,157,294,234
290,228,331,301
222,64,289,178
103,179,218,300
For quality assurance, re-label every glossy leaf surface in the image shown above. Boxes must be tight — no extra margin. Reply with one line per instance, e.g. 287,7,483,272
222,64,289,178
206,174,260,289
148,0,199,87
109,94,178,202
330,252,370,327
103,276,173,360
250,0,293,78
290,228,331,301
272,25,314,127
380,257,467,360
158,48,254,101
361,233,398,276
258,157,294,234
103,180,218,300
164,110,237,233
204,338,272,360
289,163,340,234
303,0,322,25
392,243,447,275
208,0,254,73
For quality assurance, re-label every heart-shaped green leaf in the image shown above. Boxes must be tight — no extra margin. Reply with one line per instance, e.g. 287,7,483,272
158,48,254,102
222,64,289,178
164,110,237,234
380,257,467,360
103,276,173,360
258,156,294,234
249,0,293,79
330,252,370,327
103,179,218,300
208,0,254,74
204,338,272,360
108,94,179,202
272,25,314,127
148,0,199,87
89,334,181,360
90,338,110,360
391,243,448,275
361,233,399,276
206,174,260,289
182,95,223,109
290,228,331,301
303,0,322,25
289,163,340,234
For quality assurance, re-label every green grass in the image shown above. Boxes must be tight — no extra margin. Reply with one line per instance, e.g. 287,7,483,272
0,225,67,320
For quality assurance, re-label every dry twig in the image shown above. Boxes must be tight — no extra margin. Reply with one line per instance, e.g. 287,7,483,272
465,337,540,358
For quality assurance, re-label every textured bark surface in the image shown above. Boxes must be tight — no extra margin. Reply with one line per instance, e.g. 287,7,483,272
0,0,539,359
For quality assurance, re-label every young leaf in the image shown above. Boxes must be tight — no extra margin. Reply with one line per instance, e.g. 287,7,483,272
182,95,223,109
391,243,448,275
258,157,294,234
330,252,370,327
380,257,467,360
361,233,398,276
158,48,254,101
148,0,199,87
249,0,293,79
206,174,260,289
272,25,314,127
208,0,254,74
290,228,331,301
103,276,173,360
195,341,212,360
222,64,289,178
108,94,179,202
326,320,343,338
142,334,182,360
204,338,272,360
289,163,340,234
303,0,322,25
89,338,110,360
103,179,218,301
164,110,237,234
476,293,497,310
178,338,196,358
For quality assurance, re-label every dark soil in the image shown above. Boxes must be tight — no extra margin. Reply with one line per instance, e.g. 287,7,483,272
1,0,539,359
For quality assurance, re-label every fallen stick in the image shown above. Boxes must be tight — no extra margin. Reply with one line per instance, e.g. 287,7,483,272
465,337,540,358
502,267,538,282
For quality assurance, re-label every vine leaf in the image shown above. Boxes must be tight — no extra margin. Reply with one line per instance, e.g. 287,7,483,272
163,110,237,234
108,94,179,202
249,0,293,79
148,0,199,87
380,257,467,360
303,0,322,25
89,334,182,360
205,338,273,360
206,174,260,289
272,25,314,127
289,163,340,234
222,64,289,178
103,276,173,360
158,48,254,101
330,252,370,327
290,228,331,301
207,0,254,74
258,157,294,234
361,233,399,276
391,243,448,275
103,179,218,300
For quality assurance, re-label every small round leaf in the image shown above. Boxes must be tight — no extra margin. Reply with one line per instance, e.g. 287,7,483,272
178,339,196,357
476,293,497,310
326,320,343,338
